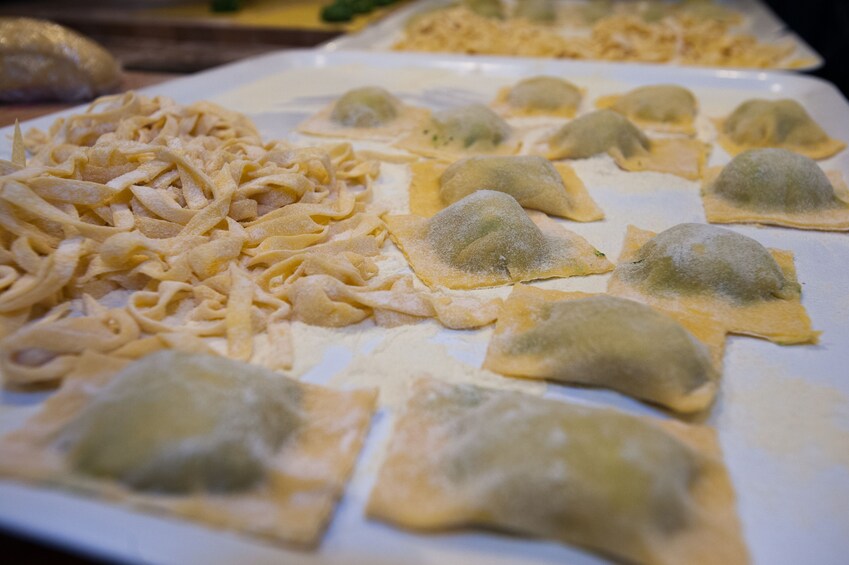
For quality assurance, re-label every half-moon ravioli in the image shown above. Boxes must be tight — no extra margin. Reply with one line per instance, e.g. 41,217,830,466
607,223,818,344
701,148,849,231
385,190,612,289
595,84,698,134
0,350,377,547
492,76,582,118
408,155,603,221
716,99,845,160
484,286,725,413
298,86,428,142
367,378,748,565
396,103,520,161
543,110,709,179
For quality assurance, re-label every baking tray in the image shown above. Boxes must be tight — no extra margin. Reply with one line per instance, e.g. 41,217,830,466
1,49,848,564
321,0,824,71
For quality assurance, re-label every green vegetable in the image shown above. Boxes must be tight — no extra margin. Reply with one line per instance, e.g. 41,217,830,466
322,3,354,21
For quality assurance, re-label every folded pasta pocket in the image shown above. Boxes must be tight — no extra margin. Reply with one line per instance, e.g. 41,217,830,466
492,76,583,118
367,378,748,565
0,350,377,548
543,110,708,180
386,190,612,290
595,84,698,135
608,223,818,344
716,99,845,160
483,286,724,413
408,155,603,221
396,104,521,161
298,86,428,142
701,148,849,231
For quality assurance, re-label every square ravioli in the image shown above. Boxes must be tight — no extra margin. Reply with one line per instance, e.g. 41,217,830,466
595,84,698,135
607,224,818,345
395,104,522,161
483,285,726,413
540,110,709,180
367,378,749,565
0,350,377,548
715,99,846,160
701,148,849,231
491,76,584,118
385,190,612,290
408,156,604,221
298,86,428,142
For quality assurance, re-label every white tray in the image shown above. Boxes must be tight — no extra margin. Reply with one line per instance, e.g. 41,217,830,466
1,49,848,565
322,0,824,71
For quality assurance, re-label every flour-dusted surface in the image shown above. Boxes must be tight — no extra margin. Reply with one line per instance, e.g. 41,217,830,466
0,50,848,565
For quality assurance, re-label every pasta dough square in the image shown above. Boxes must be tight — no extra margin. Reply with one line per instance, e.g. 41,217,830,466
595,84,698,135
385,191,612,290
298,86,428,142
367,378,749,565
0,350,377,548
607,225,818,344
491,76,584,118
408,157,604,221
701,162,849,232
715,99,846,160
483,285,726,413
540,110,709,180
395,104,522,161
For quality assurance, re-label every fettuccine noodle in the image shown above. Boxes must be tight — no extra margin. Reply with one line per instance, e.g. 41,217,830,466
0,93,499,385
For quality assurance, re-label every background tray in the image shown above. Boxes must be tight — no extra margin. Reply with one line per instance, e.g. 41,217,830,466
1,49,848,564
322,0,824,70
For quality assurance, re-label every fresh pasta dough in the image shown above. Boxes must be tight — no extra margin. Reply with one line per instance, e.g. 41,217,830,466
385,190,612,289
717,99,845,159
367,378,748,565
484,286,724,413
298,86,427,141
0,17,121,102
0,350,377,546
464,0,504,19
513,0,557,22
701,148,849,231
396,103,520,160
544,110,708,179
408,155,604,221
493,76,582,117
608,224,818,344
596,84,698,134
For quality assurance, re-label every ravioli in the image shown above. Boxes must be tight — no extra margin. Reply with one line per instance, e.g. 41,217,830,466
396,104,521,160
367,378,748,565
463,0,504,18
596,84,698,134
0,350,377,547
385,190,612,289
408,155,604,221
493,76,582,117
701,148,849,231
544,110,708,180
298,86,428,142
608,224,818,344
716,99,845,159
484,286,725,413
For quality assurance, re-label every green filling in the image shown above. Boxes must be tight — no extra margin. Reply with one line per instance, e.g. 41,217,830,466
429,104,512,150
723,99,828,147
621,223,799,302
549,110,650,159
439,155,564,207
712,148,837,211
330,86,400,128
613,84,696,123
427,190,549,274
507,76,580,112
61,351,302,494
